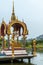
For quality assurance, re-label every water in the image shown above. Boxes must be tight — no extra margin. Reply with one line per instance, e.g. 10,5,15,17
0,53,43,65
31,53,43,65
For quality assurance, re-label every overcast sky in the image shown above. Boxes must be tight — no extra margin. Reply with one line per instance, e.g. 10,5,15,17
0,0,43,38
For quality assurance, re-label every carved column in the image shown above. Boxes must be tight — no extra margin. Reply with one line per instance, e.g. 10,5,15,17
32,39,36,56
23,35,26,47
1,36,5,49
8,35,10,49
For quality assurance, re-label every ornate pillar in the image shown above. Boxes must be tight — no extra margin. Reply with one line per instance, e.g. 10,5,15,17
4,40,6,49
8,35,10,49
10,38,15,57
12,32,15,40
11,42,14,57
16,31,19,44
1,36,5,49
23,35,26,47
17,36,19,43
32,39,36,56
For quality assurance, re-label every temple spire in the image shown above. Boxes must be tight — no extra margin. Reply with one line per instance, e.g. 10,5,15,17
11,0,15,20
12,0,14,15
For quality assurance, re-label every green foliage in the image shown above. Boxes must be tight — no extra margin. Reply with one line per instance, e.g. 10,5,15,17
26,41,32,46
25,41,29,47
36,40,43,44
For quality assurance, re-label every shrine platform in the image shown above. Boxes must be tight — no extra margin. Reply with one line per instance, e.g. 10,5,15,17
0,54,34,63
0,47,35,63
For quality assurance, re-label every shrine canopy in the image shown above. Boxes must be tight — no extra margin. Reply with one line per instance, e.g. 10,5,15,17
7,1,28,36
0,0,28,37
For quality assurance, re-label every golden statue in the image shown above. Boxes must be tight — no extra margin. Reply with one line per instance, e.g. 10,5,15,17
10,40,14,57
33,39,36,56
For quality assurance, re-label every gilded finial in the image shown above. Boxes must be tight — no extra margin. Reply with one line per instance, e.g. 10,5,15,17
12,0,14,15
11,0,15,20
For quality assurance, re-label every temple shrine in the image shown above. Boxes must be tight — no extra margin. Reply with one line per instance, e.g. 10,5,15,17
0,0,28,56
0,0,28,49
0,0,36,63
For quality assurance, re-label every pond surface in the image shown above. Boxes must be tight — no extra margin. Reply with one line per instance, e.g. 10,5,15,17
0,53,43,65
31,53,43,65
